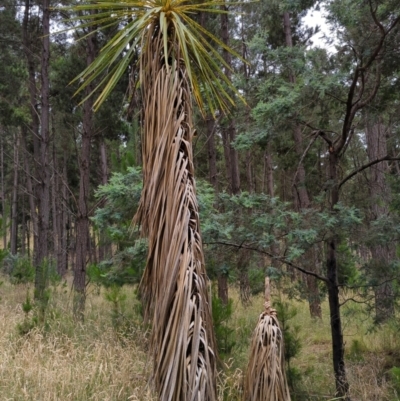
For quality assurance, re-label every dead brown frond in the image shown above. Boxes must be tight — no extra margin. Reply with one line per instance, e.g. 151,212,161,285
134,24,217,401
244,278,291,401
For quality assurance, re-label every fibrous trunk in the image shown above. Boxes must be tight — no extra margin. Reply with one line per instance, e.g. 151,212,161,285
135,24,217,401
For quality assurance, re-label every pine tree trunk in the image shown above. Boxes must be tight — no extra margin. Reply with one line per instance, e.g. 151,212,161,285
365,121,395,322
73,29,96,319
265,145,274,197
10,132,20,255
22,0,40,270
220,8,240,195
34,0,51,304
97,138,111,262
51,145,59,269
284,11,321,319
0,135,6,250
21,132,38,262
206,116,218,193
58,162,69,277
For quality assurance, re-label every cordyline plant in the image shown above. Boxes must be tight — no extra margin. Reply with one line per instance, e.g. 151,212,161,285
244,278,291,401
69,0,243,400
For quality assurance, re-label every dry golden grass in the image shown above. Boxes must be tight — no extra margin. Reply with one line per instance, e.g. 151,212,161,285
0,279,155,401
0,278,398,401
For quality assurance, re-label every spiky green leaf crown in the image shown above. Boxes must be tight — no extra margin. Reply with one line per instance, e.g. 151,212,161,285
68,0,245,114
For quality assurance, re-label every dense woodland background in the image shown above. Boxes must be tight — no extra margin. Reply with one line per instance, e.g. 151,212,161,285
1,0,400,399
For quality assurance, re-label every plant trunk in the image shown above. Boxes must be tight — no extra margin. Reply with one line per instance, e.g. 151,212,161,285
34,0,51,304
265,145,275,197
98,138,111,262
21,199,26,255
73,29,96,319
135,25,217,400
1,134,6,250
284,11,322,319
206,116,218,193
220,8,240,196
327,150,350,400
10,132,20,255
22,0,41,270
21,132,38,261
51,145,59,267
58,161,68,277
365,121,395,322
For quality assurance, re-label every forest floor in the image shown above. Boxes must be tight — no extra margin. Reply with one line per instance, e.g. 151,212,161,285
0,277,399,400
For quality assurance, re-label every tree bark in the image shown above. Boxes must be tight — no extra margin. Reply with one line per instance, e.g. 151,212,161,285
205,115,229,305
34,0,51,305
327,150,350,400
0,134,6,250
22,0,40,269
365,121,395,322
51,142,59,268
220,7,240,195
206,116,218,193
97,137,111,262
58,161,68,277
10,131,20,255
265,146,274,197
73,27,96,319
284,10,322,319
21,132,38,262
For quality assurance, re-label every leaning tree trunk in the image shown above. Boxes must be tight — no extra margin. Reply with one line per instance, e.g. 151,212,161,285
365,121,395,322
135,25,217,401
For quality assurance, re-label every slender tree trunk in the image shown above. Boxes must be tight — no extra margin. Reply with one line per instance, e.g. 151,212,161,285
220,8,240,195
21,198,26,255
21,132,38,261
10,132,20,255
22,0,40,267
205,115,229,304
98,137,111,262
246,150,254,193
34,0,51,304
51,144,59,268
206,116,218,193
99,139,108,185
284,11,322,319
365,121,395,322
73,27,96,318
327,150,350,399
58,161,68,277
265,145,274,197
1,134,6,250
